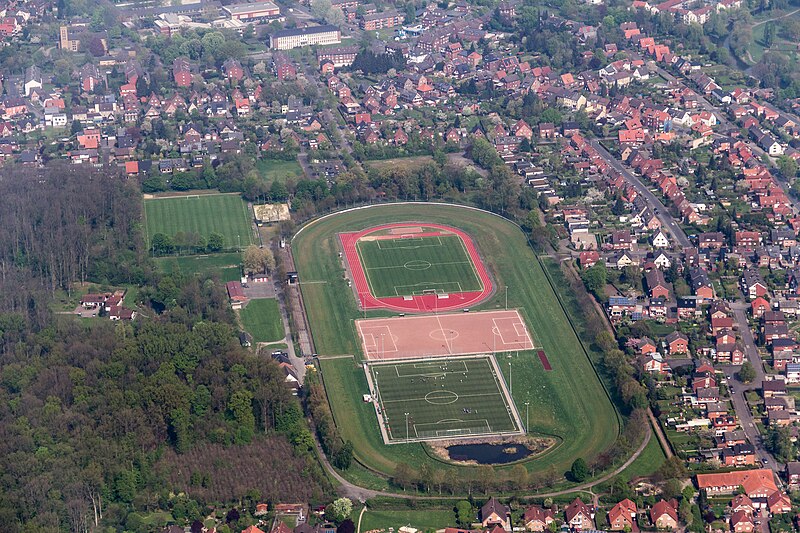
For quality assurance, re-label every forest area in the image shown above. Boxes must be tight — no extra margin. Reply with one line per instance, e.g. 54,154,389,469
0,165,330,532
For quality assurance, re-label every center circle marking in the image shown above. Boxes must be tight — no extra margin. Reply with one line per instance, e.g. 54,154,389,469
425,390,459,404
404,260,432,270
430,329,459,341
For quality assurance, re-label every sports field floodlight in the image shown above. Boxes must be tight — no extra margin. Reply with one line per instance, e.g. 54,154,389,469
524,401,530,433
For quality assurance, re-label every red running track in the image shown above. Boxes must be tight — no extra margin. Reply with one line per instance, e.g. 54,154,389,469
340,223,493,313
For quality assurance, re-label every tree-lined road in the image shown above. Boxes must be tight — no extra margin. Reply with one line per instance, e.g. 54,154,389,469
729,304,781,473
590,139,691,248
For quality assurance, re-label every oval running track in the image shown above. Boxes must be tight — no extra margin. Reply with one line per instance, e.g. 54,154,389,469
339,222,494,313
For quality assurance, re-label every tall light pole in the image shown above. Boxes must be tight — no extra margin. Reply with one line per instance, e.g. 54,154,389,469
508,361,512,395
524,401,529,433
381,333,385,360
505,286,508,310
405,412,410,443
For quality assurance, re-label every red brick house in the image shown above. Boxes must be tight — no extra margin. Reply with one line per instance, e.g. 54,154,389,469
607,499,637,531
650,500,678,530
637,337,657,355
731,510,754,533
523,506,555,532
481,498,510,531
768,491,791,514
538,122,555,139
751,297,769,318
222,58,245,81
645,269,670,299
579,251,600,268
513,119,533,140
173,57,193,88
565,499,593,531
666,331,689,355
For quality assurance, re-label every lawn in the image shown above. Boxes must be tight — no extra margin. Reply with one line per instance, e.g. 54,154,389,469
144,193,254,251
240,299,285,343
358,508,456,531
155,252,243,282
255,159,303,182
369,356,519,442
619,432,667,479
356,234,482,298
293,204,619,483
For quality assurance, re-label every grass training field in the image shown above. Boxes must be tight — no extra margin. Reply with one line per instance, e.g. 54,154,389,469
294,204,619,483
356,234,482,297
240,299,285,343
144,193,254,250
369,357,519,442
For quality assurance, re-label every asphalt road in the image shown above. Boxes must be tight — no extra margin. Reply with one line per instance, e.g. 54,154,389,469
729,305,782,473
590,139,691,248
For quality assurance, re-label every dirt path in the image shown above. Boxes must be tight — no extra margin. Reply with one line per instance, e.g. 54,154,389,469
752,7,800,27
558,258,673,459
357,505,367,533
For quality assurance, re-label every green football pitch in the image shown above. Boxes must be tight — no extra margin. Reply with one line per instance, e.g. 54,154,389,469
368,356,521,443
356,235,483,298
144,194,254,251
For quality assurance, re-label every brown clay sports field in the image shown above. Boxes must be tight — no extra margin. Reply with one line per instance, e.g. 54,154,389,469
357,309,535,360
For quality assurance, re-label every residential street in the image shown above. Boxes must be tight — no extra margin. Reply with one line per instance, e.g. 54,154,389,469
590,139,691,248
729,304,782,474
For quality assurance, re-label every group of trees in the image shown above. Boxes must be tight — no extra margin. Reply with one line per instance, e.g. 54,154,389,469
243,245,275,276
0,162,331,531
311,0,346,26
0,165,142,327
0,267,330,531
305,374,354,470
350,49,407,75
144,30,246,69
151,232,225,256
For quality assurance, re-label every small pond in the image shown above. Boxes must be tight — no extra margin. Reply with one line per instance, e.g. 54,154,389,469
446,443,533,464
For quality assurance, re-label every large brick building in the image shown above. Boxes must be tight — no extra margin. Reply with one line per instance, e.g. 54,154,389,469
360,10,404,30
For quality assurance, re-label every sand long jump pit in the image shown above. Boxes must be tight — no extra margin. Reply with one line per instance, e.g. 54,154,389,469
357,309,536,361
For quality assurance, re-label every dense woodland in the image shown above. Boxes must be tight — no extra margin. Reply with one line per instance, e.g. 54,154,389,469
0,165,329,532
